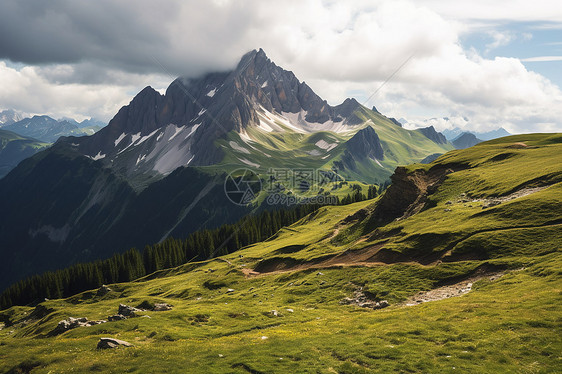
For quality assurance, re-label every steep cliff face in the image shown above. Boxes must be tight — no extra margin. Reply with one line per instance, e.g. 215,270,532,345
369,164,464,223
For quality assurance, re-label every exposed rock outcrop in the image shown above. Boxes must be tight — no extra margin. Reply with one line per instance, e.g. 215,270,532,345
340,288,389,310
97,337,133,349
51,317,106,336
96,285,111,297
369,164,466,223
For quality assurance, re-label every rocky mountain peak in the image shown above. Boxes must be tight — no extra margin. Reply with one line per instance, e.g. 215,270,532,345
346,126,384,160
416,125,447,144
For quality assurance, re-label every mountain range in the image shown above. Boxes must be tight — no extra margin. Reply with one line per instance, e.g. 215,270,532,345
0,109,27,127
0,49,453,289
2,115,103,143
0,114,106,178
442,126,511,141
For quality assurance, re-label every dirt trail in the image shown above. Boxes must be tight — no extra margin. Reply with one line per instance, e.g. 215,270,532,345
401,271,505,306
476,186,548,208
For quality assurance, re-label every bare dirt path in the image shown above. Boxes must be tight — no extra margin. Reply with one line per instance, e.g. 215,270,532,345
400,271,505,306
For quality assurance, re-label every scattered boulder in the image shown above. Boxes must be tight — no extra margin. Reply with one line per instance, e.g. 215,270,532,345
96,285,111,297
340,288,390,310
263,310,282,318
97,337,133,349
152,303,173,311
135,300,172,311
118,304,140,317
445,201,453,205
377,300,390,309
108,314,127,322
482,200,501,209
51,317,106,335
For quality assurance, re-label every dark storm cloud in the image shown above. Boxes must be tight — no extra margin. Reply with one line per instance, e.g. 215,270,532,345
0,0,250,79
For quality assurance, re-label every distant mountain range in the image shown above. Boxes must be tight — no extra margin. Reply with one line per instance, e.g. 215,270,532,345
0,49,455,289
1,115,105,143
0,109,27,127
398,116,511,142
442,126,511,141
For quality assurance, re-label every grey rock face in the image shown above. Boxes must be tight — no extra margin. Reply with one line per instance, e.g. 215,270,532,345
51,316,106,335
416,126,448,144
118,304,141,317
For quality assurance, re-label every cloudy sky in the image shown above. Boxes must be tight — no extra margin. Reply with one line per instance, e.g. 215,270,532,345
1,0,561,133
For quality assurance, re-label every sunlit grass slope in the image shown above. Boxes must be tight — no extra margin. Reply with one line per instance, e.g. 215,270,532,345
0,134,560,373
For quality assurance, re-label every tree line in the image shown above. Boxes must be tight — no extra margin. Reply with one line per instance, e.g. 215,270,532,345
0,184,383,309
0,203,327,309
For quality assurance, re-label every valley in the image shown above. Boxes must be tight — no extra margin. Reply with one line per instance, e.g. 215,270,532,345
1,133,560,373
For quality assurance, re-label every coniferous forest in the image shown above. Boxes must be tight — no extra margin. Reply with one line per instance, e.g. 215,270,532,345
0,201,357,309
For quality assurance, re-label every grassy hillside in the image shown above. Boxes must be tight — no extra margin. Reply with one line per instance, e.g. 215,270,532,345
0,129,49,178
212,105,453,185
1,134,560,373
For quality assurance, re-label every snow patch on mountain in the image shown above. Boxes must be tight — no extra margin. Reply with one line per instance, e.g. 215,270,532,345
134,129,159,147
186,124,200,138
169,125,185,141
239,129,254,143
136,154,147,166
239,158,260,168
90,151,106,161
315,140,337,151
114,133,127,146
229,141,251,154
256,107,305,133
130,132,141,144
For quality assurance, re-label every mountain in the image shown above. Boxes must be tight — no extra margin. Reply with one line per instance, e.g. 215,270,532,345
419,152,442,164
0,110,26,127
0,130,49,178
78,118,106,129
443,126,511,141
475,127,511,140
64,49,451,186
2,115,98,143
0,49,453,290
334,126,384,171
415,125,448,144
452,132,483,149
1,133,560,373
